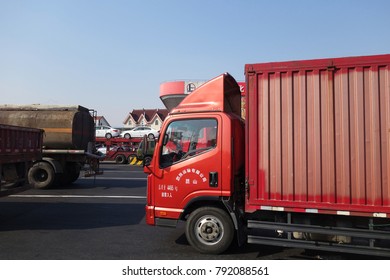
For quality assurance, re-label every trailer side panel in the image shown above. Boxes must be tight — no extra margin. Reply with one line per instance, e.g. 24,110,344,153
245,54,390,217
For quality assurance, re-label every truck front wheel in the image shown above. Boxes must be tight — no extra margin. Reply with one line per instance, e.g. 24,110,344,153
28,162,55,189
185,207,234,254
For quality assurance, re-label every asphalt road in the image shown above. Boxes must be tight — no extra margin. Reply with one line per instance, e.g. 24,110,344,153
0,163,379,260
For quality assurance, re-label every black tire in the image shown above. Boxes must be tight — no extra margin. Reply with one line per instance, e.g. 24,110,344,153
1,162,25,188
28,162,55,189
185,207,234,254
105,133,112,139
64,163,81,184
115,154,126,164
124,133,131,139
143,156,152,166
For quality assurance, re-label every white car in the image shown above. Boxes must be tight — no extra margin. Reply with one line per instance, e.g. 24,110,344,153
120,126,159,139
96,145,108,155
95,125,121,139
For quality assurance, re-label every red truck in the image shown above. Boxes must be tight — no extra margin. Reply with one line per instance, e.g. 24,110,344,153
95,137,141,164
0,124,43,196
143,54,390,256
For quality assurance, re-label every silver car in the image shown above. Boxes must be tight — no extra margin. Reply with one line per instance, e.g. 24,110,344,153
95,125,121,139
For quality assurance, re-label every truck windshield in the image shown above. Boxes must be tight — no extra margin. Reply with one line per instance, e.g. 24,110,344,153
160,119,217,168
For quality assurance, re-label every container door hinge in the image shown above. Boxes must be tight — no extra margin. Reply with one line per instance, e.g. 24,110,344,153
245,178,254,197
245,178,254,186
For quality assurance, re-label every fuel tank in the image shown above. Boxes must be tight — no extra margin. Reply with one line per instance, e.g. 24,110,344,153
0,105,95,150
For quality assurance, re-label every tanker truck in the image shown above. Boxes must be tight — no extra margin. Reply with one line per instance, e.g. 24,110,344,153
0,104,103,189
143,54,390,257
0,124,43,196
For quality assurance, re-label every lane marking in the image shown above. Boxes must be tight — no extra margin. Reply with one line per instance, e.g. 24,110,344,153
9,194,146,199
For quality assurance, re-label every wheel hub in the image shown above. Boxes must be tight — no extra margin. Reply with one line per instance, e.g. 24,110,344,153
36,170,48,182
196,217,223,244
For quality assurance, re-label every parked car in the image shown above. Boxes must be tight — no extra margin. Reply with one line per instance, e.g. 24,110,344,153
120,126,159,139
96,144,108,155
95,125,121,139
96,144,132,156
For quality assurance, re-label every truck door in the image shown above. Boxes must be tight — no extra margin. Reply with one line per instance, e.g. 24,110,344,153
153,117,221,218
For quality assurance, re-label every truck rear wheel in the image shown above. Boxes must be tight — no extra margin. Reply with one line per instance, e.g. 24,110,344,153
185,207,234,254
64,163,81,184
28,162,55,189
115,154,126,164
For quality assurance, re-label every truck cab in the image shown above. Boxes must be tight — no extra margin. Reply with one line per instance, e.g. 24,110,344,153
144,73,245,253
144,55,390,257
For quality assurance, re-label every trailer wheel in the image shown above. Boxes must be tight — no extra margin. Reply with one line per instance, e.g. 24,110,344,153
115,154,127,164
28,162,55,189
185,207,234,254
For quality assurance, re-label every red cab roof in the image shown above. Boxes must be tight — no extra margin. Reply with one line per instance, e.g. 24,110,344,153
170,73,241,117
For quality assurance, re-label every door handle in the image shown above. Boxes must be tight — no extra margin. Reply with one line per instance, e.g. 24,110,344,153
209,172,218,187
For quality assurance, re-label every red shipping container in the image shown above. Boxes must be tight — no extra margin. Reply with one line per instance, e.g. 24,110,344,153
245,54,390,217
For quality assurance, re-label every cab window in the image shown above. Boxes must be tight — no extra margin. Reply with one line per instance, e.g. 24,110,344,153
160,119,217,168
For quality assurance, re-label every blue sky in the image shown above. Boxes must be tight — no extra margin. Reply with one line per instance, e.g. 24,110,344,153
1,0,389,126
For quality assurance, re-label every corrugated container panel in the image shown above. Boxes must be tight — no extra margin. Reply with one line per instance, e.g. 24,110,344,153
0,124,43,164
245,54,390,215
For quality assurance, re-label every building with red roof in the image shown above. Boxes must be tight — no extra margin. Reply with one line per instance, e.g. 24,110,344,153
123,108,169,130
